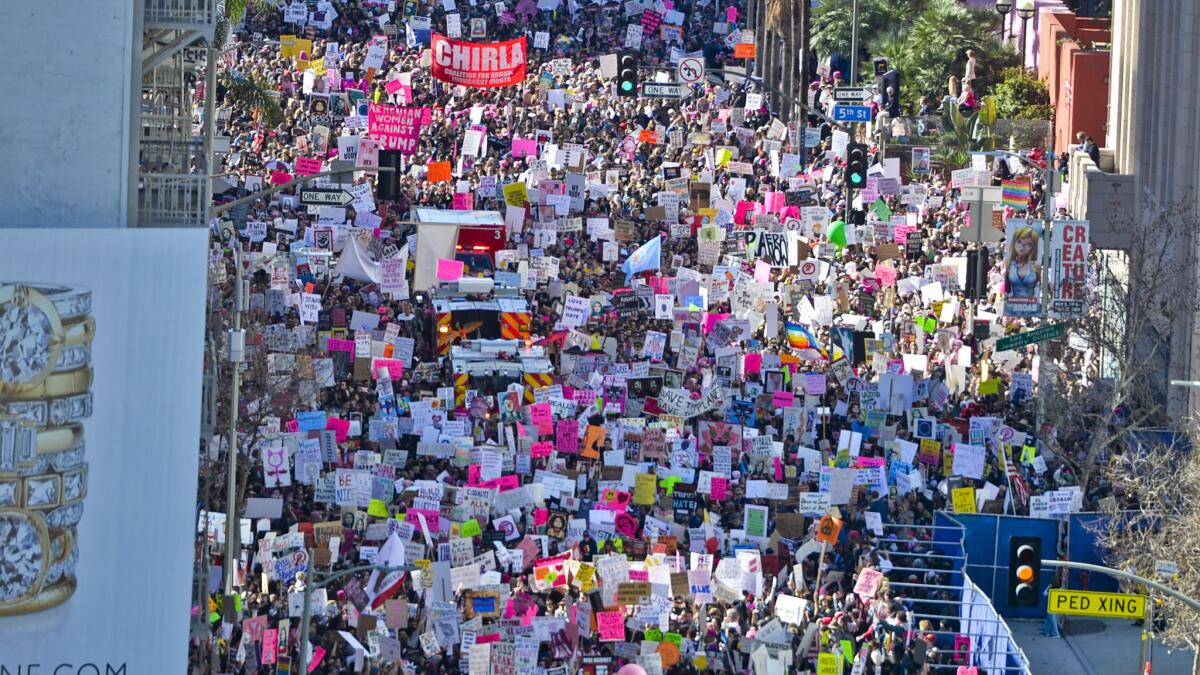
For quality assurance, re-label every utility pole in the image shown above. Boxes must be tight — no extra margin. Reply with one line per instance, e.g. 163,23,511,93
223,247,245,594
849,0,860,85
1036,113,1056,437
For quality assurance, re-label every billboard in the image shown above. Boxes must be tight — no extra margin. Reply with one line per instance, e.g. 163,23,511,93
1002,219,1044,318
0,229,208,672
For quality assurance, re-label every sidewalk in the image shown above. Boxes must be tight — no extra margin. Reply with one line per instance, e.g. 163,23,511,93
1009,617,1195,674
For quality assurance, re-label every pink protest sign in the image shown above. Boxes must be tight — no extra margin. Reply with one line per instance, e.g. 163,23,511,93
452,192,474,210
702,312,730,334
556,419,579,453
372,359,404,380
763,191,784,214
295,156,323,175
726,6,737,22
710,476,728,500
368,103,425,153
854,567,884,599
326,338,355,353
262,630,278,663
357,138,381,169
875,264,898,287
479,474,520,491
408,508,441,531
529,403,553,435
309,646,326,672
531,440,554,457
436,258,465,281
385,79,405,94
270,171,293,185
326,417,350,443
856,456,886,468
803,373,827,395
772,391,795,409
512,137,538,157
734,200,755,224
754,260,772,282
243,615,269,642
744,352,763,375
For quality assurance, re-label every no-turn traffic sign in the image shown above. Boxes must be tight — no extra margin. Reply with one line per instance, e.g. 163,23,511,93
677,57,705,84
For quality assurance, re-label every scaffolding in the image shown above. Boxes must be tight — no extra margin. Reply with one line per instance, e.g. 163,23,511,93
137,0,215,227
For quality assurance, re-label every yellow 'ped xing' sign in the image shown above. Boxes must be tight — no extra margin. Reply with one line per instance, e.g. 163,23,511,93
1048,589,1146,619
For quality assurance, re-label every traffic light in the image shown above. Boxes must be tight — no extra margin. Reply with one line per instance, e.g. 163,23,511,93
964,248,990,300
617,50,639,97
377,150,402,200
845,143,868,190
1008,537,1042,607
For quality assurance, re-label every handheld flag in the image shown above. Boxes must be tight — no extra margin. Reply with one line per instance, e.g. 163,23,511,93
621,235,662,282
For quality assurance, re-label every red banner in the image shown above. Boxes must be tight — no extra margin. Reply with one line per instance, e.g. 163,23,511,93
430,33,527,88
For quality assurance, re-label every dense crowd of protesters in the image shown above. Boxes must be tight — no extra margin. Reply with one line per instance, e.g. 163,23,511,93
191,1,1109,673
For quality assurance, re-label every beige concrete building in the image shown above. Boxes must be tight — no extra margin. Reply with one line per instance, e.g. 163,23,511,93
1067,0,1200,419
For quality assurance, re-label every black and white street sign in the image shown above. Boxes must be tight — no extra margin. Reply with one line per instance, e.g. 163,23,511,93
300,188,353,206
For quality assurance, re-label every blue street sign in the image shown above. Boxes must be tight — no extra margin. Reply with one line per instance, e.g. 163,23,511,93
833,105,872,123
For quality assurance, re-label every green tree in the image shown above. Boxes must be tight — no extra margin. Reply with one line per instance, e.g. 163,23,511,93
990,66,1053,120
810,0,1020,112
212,0,283,128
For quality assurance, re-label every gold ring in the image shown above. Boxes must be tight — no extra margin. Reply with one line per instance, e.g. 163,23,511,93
0,576,76,616
0,368,92,401
36,425,82,455
0,422,83,475
58,317,96,347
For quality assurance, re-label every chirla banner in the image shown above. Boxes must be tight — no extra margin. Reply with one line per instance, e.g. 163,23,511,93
430,33,527,88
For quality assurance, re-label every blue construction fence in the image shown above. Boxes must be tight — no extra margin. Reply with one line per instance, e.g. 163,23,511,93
938,511,1134,618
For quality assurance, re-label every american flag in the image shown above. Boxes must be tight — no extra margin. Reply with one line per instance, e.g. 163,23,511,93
1004,448,1030,508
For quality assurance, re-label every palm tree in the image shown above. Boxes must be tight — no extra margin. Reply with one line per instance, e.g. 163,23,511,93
935,96,997,170
212,0,283,127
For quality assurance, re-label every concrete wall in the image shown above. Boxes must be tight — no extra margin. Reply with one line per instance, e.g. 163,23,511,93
1,0,135,228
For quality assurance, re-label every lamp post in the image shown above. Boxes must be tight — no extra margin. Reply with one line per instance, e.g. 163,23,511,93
995,0,1012,39
1016,0,1036,69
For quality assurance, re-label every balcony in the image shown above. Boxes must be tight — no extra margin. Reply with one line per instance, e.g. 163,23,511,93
144,0,215,31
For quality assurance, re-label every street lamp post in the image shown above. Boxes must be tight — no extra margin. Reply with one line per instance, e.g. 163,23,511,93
297,554,417,673
1016,0,1036,69
995,0,1012,39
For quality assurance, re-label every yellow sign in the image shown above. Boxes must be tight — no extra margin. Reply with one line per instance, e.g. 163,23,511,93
951,487,976,514
817,652,841,675
634,473,658,505
502,182,529,208
1048,589,1145,619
